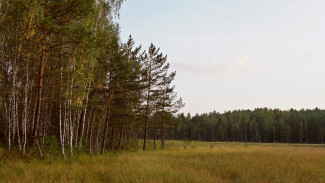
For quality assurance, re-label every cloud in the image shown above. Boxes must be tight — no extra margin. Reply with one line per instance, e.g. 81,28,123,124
222,56,251,71
172,56,251,75
301,53,314,64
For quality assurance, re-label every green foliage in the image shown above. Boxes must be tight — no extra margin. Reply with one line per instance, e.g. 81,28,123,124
42,136,60,156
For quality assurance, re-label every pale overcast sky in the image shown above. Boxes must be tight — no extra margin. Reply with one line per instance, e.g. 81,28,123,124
119,0,325,114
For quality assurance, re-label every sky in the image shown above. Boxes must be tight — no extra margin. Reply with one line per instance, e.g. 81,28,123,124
118,0,325,114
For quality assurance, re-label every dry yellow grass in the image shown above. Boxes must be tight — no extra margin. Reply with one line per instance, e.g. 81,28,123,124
0,141,325,183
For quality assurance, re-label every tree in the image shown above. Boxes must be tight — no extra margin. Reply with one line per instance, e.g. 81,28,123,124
141,44,170,150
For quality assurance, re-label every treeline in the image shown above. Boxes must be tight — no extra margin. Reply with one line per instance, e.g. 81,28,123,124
170,108,325,144
0,0,183,157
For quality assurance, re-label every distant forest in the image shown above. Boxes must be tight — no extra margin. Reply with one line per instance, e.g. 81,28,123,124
168,108,325,144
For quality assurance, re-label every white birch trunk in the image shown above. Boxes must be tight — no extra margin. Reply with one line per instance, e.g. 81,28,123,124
59,63,66,158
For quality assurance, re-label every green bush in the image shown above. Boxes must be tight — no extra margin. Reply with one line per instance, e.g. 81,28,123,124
42,136,60,156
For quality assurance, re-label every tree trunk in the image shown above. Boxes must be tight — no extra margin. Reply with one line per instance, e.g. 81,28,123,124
154,122,157,150
59,63,66,158
154,111,157,150
136,128,139,147
118,125,123,151
31,27,46,148
85,106,93,146
22,61,29,155
68,62,75,156
89,112,95,154
127,121,131,145
101,70,112,154
110,125,114,150
143,69,151,151
78,93,89,146
161,122,165,149
118,89,127,151
69,98,73,156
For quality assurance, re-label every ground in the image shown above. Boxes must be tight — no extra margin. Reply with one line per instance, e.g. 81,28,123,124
0,141,325,183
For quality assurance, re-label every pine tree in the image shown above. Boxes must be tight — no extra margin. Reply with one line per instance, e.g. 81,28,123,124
141,44,170,150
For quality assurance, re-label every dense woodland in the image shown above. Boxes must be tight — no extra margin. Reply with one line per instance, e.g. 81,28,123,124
1,0,324,158
0,0,184,157
172,109,325,144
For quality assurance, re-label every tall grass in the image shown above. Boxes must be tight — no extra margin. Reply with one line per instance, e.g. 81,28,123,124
0,141,325,182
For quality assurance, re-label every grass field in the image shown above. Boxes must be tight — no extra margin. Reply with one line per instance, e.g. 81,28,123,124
1,141,325,183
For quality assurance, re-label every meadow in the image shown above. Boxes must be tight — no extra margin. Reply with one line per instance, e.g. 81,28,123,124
1,141,325,183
